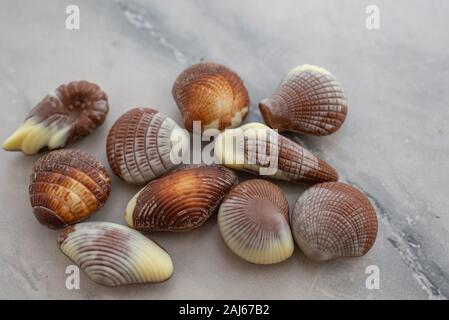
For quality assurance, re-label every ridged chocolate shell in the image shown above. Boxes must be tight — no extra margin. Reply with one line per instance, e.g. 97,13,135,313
58,222,174,287
3,81,109,155
125,165,238,232
290,182,378,261
218,180,294,264
259,65,347,136
106,108,189,185
172,62,250,132
214,122,338,184
29,149,111,229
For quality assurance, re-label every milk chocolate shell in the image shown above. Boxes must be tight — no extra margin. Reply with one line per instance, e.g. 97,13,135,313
125,165,238,232
3,81,109,154
172,62,250,132
106,108,189,185
29,149,111,229
290,182,378,261
259,65,347,136
218,180,294,264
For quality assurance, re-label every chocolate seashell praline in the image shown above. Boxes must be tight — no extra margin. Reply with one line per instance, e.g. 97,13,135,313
3,81,109,154
106,107,189,185
214,122,338,184
218,179,294,264
259,65,347,136
58,222,174,287
290,182,378,261
29,149,111,229
172,62,250,132
125,165,238,232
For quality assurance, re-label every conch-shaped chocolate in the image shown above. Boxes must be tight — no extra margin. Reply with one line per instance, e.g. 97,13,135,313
214,122,338,184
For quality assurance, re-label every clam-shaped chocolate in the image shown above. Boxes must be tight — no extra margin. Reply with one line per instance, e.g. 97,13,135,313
29,149,111,229
290,182,378,261
172,62,250,132
126,165,238,232
106,108,189,185
218,180,294,264
214,122,338,184
58,222,174,287
259,65,347,136
3,81,109,154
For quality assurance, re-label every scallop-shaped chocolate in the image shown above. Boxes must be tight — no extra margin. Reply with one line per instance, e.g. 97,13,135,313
29,149,111,229
3,81,109,155
290,182,378,261
172,62,250,132
259,65,347,136
218,180,294,264
215,122,338,184
58,222,174,287
125,165,238,232
106,108,189,185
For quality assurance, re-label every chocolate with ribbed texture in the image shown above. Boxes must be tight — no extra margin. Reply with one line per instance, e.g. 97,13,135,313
291,182,378,261
126,165,238,232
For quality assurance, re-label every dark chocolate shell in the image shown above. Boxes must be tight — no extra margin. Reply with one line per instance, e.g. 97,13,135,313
106,108,189,185
290,182,378,261
259,65,347,136
125,165,238,232
172,62,250,132
218,179,294,264
29,149,111,229
3,81,109,154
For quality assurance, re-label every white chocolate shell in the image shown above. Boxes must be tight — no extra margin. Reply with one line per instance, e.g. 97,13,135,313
106,108,189,185
58,222,174,287
3,81,108,155
259,64,347,136
172,62,250,132
125,165,238,232
29,149,111,229
290,182,378,261
218,179,294,264
214,122,338,184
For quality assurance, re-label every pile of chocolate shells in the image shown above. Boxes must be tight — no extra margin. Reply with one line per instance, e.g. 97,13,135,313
3,63,378,287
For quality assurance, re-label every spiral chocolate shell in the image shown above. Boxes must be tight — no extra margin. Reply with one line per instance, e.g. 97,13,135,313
218,180,294,264
125,165,238,232
106,108,189,185
259,65,347,136
214,123,338,184
290,182,378,261
3,81,109,154
58,222,174,287
29,149,111,229
172,62,250,132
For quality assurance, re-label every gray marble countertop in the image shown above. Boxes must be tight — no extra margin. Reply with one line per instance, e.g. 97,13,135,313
1,0,448,299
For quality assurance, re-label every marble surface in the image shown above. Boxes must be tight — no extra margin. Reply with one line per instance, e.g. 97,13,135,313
0,0,448,299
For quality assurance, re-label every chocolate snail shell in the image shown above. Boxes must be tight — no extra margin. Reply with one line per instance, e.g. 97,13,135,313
125,165,238,232
106,108,189,185
290,182,378,261
58,222,174,287
214,122,338,184
218,179,294,264
259,65,347,136
172,62,250,132
3,81,109,155
29,149,111,229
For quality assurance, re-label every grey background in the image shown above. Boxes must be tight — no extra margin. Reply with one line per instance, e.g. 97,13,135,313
0,0,448,299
